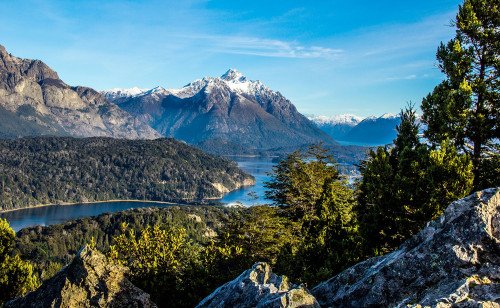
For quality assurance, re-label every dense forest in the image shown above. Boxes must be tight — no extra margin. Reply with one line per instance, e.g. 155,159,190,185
0,137,254,211
13,205,242,280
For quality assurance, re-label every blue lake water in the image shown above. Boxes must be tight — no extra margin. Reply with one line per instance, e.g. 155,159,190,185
0,201,175,232
221,156,274,206
0,156,276,231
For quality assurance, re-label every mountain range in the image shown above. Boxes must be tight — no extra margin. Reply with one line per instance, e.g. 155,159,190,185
0,44,368,160
309,113,401,146
103,69,334,154
0,45,159,139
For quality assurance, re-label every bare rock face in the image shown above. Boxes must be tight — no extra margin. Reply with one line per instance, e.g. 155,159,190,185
312,188,500,307
6,245,157,308
0,44,159,139
196,262,320,308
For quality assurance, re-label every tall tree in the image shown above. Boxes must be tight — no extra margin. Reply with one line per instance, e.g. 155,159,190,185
264,144,340,218
421,0,499,189
0,219,39,304
357,106,473,256
276,178,360,285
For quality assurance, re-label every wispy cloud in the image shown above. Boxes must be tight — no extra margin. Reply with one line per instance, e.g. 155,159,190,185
383,73,434,82
174,34,343,59
385,74,417,81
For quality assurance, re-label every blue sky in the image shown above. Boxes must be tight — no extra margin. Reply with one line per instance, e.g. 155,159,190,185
1,0,462,117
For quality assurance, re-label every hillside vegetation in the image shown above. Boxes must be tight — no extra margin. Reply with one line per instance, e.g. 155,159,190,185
0,137,254,211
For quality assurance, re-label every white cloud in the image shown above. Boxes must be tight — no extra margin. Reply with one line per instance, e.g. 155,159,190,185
176,34,343,59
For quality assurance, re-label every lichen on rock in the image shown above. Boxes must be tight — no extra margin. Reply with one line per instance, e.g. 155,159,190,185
196,262,320,308
5,245,157,308
311,188,500,307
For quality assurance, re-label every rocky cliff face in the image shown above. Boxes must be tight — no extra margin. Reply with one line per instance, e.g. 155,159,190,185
0,44,159,139
104,69,335,154
196,262,319,308
312,188,500,307
6,245,157,308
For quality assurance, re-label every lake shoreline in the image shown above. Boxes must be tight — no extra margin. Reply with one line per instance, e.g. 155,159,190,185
1,156,275,231
0,199,200,214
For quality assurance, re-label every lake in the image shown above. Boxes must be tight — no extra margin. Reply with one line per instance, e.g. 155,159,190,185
0,156,276,231
0,201,176,232
221,156,274,206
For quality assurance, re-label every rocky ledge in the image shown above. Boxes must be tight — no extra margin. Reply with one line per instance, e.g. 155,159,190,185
312,188,500,307
6,245,157,308
196,262,319,308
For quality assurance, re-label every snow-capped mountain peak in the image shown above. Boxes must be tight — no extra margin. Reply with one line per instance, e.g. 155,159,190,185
364,113,400,121
102,87,147,100
380,112,398,119
220,68,246,83
308,114,364,126
142,86,168,96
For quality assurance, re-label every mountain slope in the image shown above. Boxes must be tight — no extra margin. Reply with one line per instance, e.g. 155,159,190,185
104,69,335,153
0,137,254,211
343,113,400,145
308,114,364,141
311,113,401,146
0,44,159,139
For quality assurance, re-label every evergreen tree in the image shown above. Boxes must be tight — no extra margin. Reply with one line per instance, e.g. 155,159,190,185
265,144,340,218
277,178,361,285
0,219,39,304
357,106,473,256
265,144,361,285
421,0,499,189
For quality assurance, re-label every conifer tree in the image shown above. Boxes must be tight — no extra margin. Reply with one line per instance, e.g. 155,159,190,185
357,106,473,255
0,219,39,304
264,144,340,218
422,0,499,189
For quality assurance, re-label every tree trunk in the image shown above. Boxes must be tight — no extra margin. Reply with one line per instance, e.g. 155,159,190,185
472,49,487,190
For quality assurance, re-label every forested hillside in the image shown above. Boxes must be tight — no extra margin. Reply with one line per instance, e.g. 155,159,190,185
0,137,254,211
13,205,242,281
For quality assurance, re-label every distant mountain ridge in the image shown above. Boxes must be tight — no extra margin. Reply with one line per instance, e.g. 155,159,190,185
0,44,159,139
308,114,364,141
103,69,335,154
309,113,401,146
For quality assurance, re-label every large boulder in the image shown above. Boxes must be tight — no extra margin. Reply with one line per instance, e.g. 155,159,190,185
6,245,157,308
196,262,319,308
312,188,500,307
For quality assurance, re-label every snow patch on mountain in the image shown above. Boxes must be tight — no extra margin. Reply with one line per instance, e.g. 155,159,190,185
102,87,147,100
104,69,274,101
309,114,364,126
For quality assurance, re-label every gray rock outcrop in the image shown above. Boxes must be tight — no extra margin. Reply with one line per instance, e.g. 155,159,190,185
0,44,159,139
312,188,500,307
196,262,320,308
6,245,157,308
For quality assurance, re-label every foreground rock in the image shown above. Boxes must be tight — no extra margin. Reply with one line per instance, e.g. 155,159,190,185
312,188,500,307
6,245,157,308
196,262,319,308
